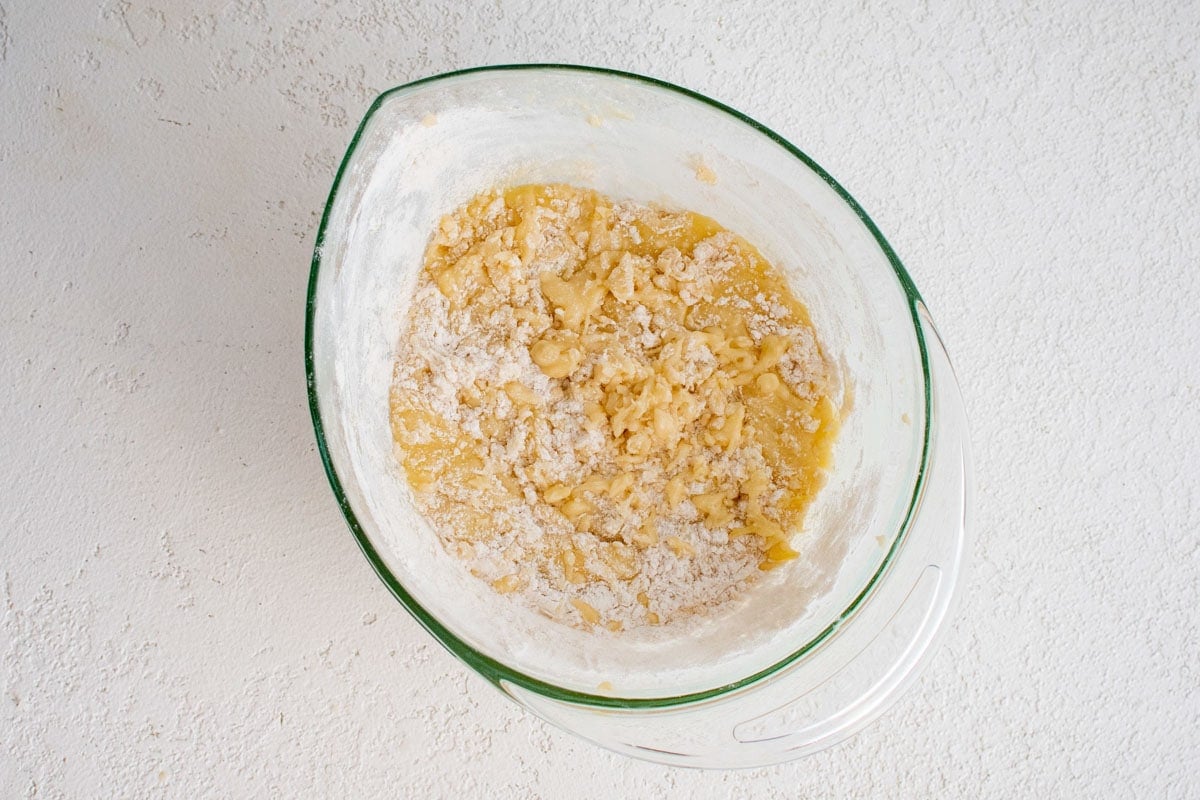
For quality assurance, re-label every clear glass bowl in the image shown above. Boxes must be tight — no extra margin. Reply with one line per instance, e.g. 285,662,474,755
306,65,971,768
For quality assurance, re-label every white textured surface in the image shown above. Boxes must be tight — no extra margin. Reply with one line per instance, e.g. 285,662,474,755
1,1,1197,796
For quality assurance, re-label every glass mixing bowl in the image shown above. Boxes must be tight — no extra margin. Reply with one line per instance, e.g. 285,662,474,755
306,65,971,768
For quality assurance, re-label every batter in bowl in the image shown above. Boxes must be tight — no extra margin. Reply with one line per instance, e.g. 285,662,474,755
390,185,838,631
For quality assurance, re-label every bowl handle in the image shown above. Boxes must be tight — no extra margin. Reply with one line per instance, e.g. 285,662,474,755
729,302,973,757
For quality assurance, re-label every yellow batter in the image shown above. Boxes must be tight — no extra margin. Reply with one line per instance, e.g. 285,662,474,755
390,184,837,629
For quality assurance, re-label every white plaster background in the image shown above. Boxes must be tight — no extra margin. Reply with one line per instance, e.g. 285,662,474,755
1,1,1197,797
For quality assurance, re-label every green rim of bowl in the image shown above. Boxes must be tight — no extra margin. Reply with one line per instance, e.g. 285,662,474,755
305,64,931,709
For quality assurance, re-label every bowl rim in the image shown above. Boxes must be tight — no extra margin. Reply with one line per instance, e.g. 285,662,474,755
305,63,932,709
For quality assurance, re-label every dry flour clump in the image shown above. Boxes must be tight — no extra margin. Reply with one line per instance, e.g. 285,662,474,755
390,184,837,631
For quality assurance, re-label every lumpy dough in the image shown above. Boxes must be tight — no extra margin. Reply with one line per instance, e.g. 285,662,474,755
390,184,838,631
